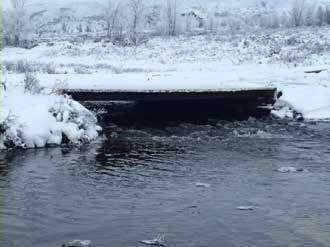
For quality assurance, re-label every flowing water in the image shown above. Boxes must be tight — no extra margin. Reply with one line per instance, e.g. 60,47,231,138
1,119,330,247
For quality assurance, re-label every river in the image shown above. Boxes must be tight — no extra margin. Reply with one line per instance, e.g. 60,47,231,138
1,119,330,247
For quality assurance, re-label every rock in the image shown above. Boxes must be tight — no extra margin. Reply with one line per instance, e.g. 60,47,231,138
62,240,91,247
195,182,211,188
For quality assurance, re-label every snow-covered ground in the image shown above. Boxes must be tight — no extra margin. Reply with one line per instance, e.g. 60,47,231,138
1,82,102,149
3,27,330,122
2,26,330,149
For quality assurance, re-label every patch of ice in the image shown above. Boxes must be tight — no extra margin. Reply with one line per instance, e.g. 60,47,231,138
271,106,294,119
277,167,308,173
141,234,167,247
237,206,254,210
62,240,91,247
271,99,303,120
195,182,211,188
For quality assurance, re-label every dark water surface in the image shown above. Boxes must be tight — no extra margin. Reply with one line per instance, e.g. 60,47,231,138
1,119,330,247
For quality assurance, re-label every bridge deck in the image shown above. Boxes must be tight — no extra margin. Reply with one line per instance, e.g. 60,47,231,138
62,88,278,122
62,88,277,104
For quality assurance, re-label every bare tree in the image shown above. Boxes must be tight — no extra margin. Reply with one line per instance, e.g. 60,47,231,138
207,13,215,33
291,0,306,27
316,6,325,26
11,0,27,10
145,5,162,32
326,5,330,25
305,6,315,26
30,10,48,38
128,0,143,44
102,1,122,40
9,0,29,46
166,0,177,36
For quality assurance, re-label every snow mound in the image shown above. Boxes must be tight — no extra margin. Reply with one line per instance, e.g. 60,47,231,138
1,84,101,149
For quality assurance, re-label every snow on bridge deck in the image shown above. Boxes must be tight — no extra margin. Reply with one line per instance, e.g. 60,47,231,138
55,72,278,120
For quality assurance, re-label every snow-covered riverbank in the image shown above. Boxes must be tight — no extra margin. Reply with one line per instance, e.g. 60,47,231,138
2,28,330,149
1,82,101,149
3,28,330,122
5,65,330,121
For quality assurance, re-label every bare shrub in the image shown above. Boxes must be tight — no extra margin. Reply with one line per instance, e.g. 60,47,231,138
166,0,178,36
316,6,325,26
23,73,44,94
102,1,122,41
73,66,92,74
42,63,57,74
17,60,34,73
3,60,57,74
128,0,144,45
291,0,306,27
48,79,69,94
326,6,330,25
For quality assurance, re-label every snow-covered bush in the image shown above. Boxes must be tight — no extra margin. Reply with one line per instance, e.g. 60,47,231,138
49,96,101,144
1,79,102,149
3,60,58,74
73,66,92,74
3,60,34,73
0,113,25,149
23,73,44,94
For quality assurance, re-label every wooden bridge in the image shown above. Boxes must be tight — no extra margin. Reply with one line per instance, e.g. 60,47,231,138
62,88,278,123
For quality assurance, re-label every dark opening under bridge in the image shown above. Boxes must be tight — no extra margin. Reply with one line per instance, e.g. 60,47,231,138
62,88,278,123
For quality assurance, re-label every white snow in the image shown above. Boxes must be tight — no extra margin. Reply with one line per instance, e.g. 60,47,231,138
5,71,277,92
237,206,255,210
3,27,330,121
5,66,330,121
63,240,92,247
2,26,330,148
195,182,211,188
277,167,308,173
141,234,167,247
1,83,101,149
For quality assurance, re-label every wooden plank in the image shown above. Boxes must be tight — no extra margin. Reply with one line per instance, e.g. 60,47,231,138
62,88,277,106
304,69,326,74
62,88,278,122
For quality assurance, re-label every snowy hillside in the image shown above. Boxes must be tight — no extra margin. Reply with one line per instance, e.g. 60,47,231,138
3,26,330,121
4,0,330,46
